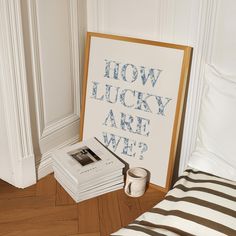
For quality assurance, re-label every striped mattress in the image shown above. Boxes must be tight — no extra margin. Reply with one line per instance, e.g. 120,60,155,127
111,169,236,236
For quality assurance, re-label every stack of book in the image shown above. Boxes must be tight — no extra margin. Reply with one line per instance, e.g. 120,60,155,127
52,138,125,203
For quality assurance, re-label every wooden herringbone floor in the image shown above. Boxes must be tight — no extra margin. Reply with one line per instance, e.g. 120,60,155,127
0,174,165,236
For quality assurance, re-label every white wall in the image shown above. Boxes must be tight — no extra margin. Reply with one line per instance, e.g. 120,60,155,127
87,0,236,175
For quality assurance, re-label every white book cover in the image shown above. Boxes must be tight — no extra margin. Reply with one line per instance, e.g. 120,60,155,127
55,174,123,203
77,184,123,202
55,172,124,196
54,165,123,193
53,161,123,188
52,137,125,184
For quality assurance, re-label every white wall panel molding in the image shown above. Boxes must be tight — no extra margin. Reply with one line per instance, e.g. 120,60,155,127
27,0,80,141
41,114,79,138
153,0,162,40
158,0,176,42
69,0,81,115
28,1,45,138
87,0,198,44
27,0,45,138
0,0,36,187
97,0,105,32
39,119,80,154
157,0,201,45
179,0,220,174
0,62,13,185
87,0,105,32
87,0,98,31
210,0,236,73
78,0,87,90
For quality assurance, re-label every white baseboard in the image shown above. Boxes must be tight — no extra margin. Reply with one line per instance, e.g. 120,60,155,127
13,155,36,188
36,136,79,180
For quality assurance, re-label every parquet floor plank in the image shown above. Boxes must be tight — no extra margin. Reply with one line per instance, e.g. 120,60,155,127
138,186,166,212
98,191,122,236
56,182,76,206
68,233,100,236
0,195,55,211
77,197,100,234
0,175,165,236
0,205,78,236
116,189,142,226
0,180,35,200
0,204,77,223
36,173,56,197
1,219,78,236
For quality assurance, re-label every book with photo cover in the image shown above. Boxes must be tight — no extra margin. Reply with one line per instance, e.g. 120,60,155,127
52,137,125,184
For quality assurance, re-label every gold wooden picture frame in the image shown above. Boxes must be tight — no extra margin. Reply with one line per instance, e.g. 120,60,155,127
80,32,192,192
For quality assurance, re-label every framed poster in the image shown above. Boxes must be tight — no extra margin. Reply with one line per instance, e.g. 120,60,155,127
80,32,192,192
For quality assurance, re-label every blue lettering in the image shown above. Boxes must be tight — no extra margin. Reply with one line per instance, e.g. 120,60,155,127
104,59,120,80
138,142,148,160
102,132,149,159
140,66,162,87
154,96,172,115
105,84,120,103
134,91,152,113
121,64,138,83
120,113,134,133
103,109,117,128
122,137,136,157
120,89,135,108
90,81,104,101
136,116,150,137
102,132,121,152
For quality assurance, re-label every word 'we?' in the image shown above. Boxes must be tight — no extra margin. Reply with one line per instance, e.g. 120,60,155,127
103,132,148,160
